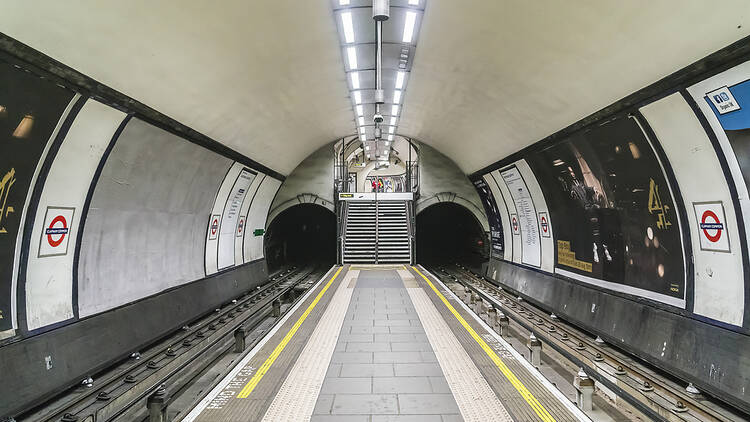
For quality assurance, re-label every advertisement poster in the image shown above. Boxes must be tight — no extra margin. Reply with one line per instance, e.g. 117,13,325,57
0,61,75,331
526,115,685,305
472,178,504,258
500,166,541,268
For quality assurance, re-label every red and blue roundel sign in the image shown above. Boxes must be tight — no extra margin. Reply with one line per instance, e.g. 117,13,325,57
693,202,730,252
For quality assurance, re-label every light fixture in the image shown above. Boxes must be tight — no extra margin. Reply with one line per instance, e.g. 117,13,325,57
359,127,366,134
393,90,402,104
0,105,6,116
341,12,355,43
408,0,419,4
365,145,370,151
339,0,350,4
350,72,360,89
403,11,417,43
391,104,399,115
387,134,394,141
388,126,395,134
12,114,34,138
395,71,405,89
358,116,365,126
347,47,358,69
353,90,362,104
361,134,367,141
356,105,363,116
390,116,397,125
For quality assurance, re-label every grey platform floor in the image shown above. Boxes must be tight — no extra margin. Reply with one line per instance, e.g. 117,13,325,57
312,269,461,421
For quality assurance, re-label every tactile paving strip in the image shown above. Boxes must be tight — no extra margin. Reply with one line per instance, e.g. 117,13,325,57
411,266,587,422
407,285,514,421
261,270,358,421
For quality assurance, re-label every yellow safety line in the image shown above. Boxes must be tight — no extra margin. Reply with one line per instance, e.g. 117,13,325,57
412,266,557,422
237,266,344,398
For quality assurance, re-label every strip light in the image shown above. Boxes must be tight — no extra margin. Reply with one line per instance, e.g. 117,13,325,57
350,72,360,89
395,71,405,89
391,104,399,115
403,12,417,43
341,12,355,43
358,116,365,126
388,134,394,141
390,116,397,125
347,47,358,69
353,90,362,104
340,0,350,4
388,126,395,134
393,90,402,104
356,105,363,116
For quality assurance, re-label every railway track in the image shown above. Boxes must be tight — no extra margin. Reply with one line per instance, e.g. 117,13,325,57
19,265,326,422
426,263,747,422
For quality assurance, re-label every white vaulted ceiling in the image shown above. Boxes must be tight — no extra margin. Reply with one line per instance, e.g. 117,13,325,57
1,1,749,175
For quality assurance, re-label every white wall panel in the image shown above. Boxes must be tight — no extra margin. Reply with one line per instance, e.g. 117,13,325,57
235,174,263,264
217,169,256,270
245,177,282,262
490,170,522,265
516,159,555,273
641,93,745,325
205,162,244,275
25,99,125,330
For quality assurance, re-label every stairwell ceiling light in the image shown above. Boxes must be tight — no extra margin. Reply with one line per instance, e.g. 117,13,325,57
350,72,360,89
358,116,365,126
388,134,394,141
347,46,358,69
361,134,367,142
391,104,399,115
339,0,350,4
341,12,355,43
388,126,395,134
356,105,363,116
390,116,397,125
395,71,405,89
360,126,366,134
408,0,419,4
393,90,402,104
403,12,417,43
353,90,362,104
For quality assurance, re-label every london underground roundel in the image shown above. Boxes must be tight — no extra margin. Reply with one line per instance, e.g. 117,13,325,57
693,202,730,252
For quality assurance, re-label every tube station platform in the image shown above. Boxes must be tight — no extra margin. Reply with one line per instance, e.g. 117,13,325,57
182,265,589,422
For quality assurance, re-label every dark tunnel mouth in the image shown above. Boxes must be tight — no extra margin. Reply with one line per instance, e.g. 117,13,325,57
264,203,337,273
416,202,488,270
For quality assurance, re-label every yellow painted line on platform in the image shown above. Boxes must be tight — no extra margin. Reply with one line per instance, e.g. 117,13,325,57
413,266,557,422
236,266,344,398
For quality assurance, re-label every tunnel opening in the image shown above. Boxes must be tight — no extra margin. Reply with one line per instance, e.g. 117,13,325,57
264,204,336,273
416,202,488,270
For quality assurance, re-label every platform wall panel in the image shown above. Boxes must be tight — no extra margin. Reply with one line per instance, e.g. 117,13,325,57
77,118,232,317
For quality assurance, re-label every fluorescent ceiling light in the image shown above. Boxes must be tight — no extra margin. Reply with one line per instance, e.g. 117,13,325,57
365,145,370,150
350,72,360,89
388,126,395,134
388,134,394,141
390,116,397,125
408,0,419,4
361,134,367,141
391,104,399,115
395,71,405,89
356,105,363,116
353,90,362,104
341,12,355,43
340,0,350,4
359,126,366,134
347,47,357,69
358,116,365,126
403,12,417,43
393,90,402,104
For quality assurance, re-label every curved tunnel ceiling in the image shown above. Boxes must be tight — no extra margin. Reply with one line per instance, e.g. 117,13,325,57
1,1,748,175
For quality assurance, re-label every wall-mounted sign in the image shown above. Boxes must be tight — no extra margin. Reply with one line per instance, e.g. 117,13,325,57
38,207,75,257
510,213,519,235
208,214,221,240
236,216,246,237
706,86,741,115
253,228,265,236
693,201,730,252
539,211,550,238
